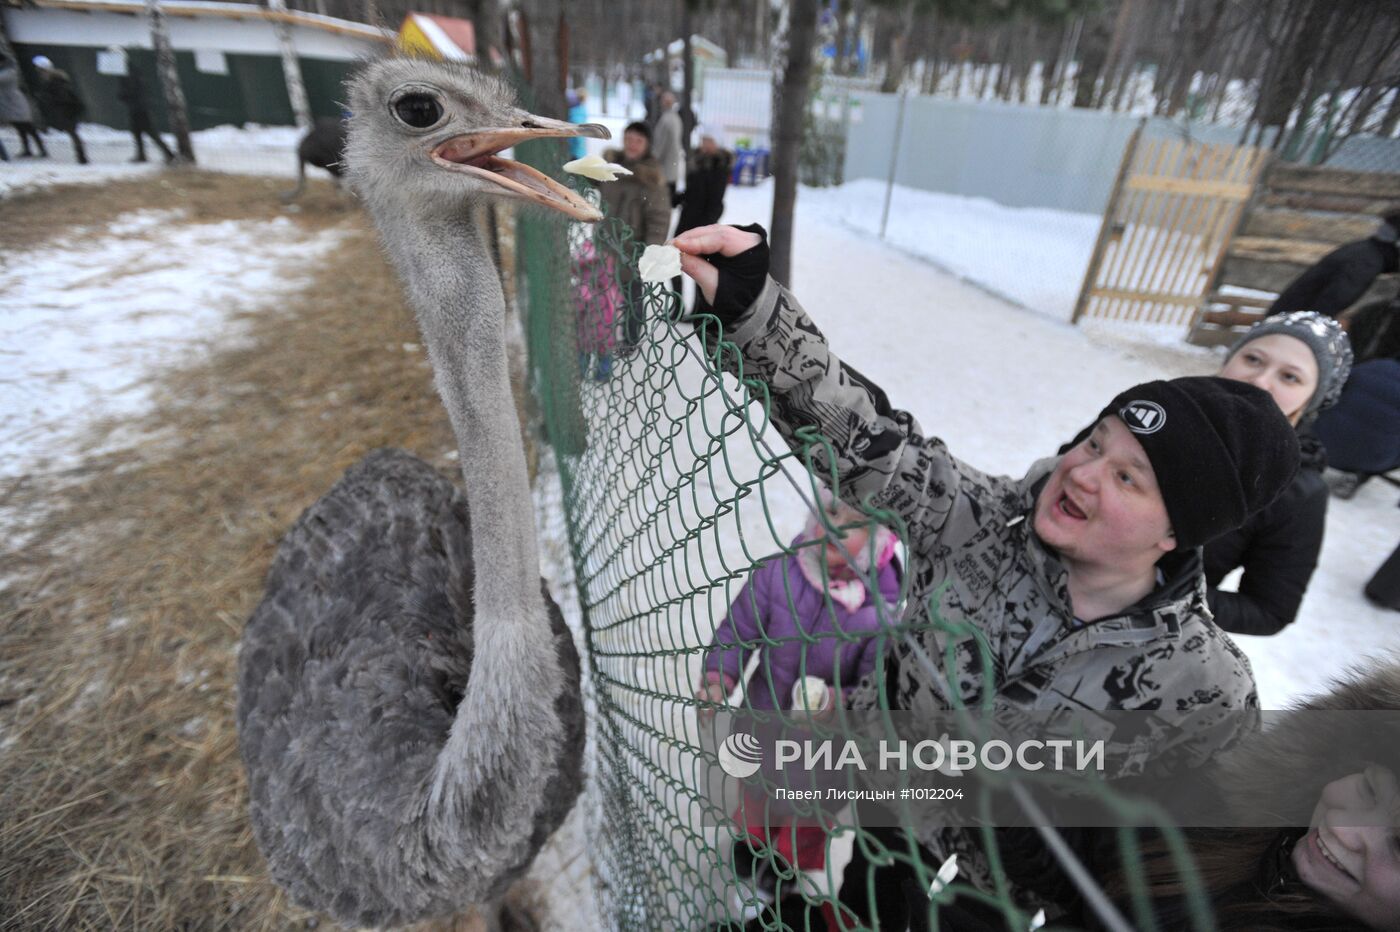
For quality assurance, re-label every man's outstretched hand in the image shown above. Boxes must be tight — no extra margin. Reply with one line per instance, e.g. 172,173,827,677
671,224,766,305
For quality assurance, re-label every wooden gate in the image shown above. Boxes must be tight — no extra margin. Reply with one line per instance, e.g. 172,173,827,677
1072,125,1271,329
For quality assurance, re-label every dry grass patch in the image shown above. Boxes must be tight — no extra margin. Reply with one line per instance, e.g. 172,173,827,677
0,174,543,930
0,170,349,252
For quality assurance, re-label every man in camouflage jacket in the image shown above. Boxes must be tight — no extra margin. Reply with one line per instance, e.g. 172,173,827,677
673,225,1302,898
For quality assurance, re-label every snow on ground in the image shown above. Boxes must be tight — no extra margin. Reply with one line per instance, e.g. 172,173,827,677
0,207,344,507
0,123,309,197
800,177,1102,322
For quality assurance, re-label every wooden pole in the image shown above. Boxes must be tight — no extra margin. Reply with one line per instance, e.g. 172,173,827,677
1071,118,1145,324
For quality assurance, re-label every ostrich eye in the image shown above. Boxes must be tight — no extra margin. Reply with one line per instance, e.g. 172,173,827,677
393,93,444,129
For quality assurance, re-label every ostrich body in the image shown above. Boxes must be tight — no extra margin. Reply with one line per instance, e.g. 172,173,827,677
237,58,608,928
280,117,348,202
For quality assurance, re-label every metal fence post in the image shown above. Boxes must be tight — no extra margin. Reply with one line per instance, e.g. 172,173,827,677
880,89,908,240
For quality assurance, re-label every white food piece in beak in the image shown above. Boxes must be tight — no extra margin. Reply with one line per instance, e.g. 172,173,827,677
639,243,683,283
563,154,634,182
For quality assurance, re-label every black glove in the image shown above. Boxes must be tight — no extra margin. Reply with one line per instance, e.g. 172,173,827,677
703,223,770,325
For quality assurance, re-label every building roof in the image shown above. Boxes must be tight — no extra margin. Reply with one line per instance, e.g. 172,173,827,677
20,0,389,43
397,12,475,61
642,34,726,65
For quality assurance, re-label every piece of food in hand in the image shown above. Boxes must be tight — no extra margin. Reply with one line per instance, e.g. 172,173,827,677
563,154,633,182
639,244,683,283
791,676,830,713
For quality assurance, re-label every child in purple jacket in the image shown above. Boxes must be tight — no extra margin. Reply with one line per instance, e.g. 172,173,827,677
698,495,901,716
697,494,901,887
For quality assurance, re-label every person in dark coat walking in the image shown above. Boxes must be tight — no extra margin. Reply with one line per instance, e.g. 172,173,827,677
1268,212,1400,318
114,52,173,163
31,55,87,165
1205,312,1353,636
670,131,733,305
0,52,45,158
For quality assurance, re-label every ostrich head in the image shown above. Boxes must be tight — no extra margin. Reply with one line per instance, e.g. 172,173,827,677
345,57,609,221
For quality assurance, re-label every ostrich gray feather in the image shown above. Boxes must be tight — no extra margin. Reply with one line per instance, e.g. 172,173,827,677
238,451,584,927
237,57,598,929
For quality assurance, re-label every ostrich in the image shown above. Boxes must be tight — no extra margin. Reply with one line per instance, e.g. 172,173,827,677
280,117,348,202
236,58,609,929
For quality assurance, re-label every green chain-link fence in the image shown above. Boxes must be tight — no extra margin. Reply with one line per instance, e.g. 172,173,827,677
510,135,1219,932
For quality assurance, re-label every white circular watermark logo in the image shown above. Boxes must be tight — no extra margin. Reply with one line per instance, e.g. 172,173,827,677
1119,400,1166,435
718,732,763,778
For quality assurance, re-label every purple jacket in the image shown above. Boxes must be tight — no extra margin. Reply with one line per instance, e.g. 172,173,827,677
703,546,902,711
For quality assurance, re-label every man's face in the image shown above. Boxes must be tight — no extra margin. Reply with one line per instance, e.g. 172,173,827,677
661,91,676,109
1033,417,1175,567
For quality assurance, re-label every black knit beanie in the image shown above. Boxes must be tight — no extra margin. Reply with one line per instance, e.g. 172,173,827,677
1090,377,1300,548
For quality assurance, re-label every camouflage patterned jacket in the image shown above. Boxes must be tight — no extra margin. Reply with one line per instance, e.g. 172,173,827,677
719,277,1260,830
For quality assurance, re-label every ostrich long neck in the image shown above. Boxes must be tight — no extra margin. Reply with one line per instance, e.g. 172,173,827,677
372,205,561,824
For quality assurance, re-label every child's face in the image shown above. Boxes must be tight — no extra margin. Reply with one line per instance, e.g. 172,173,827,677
822,504,871,570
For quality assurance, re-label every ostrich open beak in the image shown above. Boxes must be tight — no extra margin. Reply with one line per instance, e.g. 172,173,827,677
430,111,610,222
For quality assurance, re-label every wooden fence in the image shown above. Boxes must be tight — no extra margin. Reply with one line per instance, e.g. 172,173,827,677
1073,125,1271,329
1189,164,1400,344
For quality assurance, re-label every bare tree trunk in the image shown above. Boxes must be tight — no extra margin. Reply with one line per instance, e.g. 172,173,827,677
469,0,503,66
1109,0,1145,111
1250,0,1314,146
834,0,850,76
1378,85,1400,137
1039,18,1068,105
976,29,1003,99
1051,15,1082,106
1074,17,1110,108
519,0,566,117
880,2,916,93
770,0,819,288
146,0,195,163
1095,0,1134,107
1014,20,1037,103
681,0,694,153
266,0,312,129
994,24,1015,100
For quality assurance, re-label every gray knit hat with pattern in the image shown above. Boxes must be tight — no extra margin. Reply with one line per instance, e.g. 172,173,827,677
1226,311,1353,423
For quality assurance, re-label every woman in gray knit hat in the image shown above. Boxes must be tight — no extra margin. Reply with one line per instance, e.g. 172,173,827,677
1206,311,1353,636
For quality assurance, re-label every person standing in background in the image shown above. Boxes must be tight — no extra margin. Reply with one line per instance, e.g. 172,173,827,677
1204,312,1353,636
596,122,672,351
115,50,174,164
31,55,87,165
566,88,588,160
670,131,733,308
0,52,45,158
651,90,684,206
